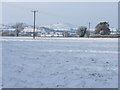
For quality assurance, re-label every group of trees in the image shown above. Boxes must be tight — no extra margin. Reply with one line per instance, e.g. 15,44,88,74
95,22,111,35
76,22,111,37
2,21,118,37
2,22,24,36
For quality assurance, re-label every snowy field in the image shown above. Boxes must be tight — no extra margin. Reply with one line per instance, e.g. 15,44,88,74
2,37,118,88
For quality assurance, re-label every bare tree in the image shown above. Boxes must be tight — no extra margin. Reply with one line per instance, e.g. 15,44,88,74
15,23,24,36
76,26,87,37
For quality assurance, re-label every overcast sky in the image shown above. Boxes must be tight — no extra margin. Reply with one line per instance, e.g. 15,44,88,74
2,2,118,28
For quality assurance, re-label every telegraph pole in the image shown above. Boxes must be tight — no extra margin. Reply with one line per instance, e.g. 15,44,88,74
89,22,91,30
32,10,38,39
88,22,91,37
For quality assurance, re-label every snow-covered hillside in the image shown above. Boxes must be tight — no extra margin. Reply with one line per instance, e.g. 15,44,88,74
2,37,118,88
43,23,76,31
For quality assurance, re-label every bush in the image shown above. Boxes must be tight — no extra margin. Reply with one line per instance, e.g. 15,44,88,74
76,26,87,37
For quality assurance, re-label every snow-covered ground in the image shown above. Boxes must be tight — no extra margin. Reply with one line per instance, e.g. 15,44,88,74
2,37,118,88
0,37,2,89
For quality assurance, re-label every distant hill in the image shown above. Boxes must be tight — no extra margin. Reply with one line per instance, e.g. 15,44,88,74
42,23,76,32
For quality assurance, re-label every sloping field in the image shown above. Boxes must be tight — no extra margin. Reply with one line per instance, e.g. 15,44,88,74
2,37,118,88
